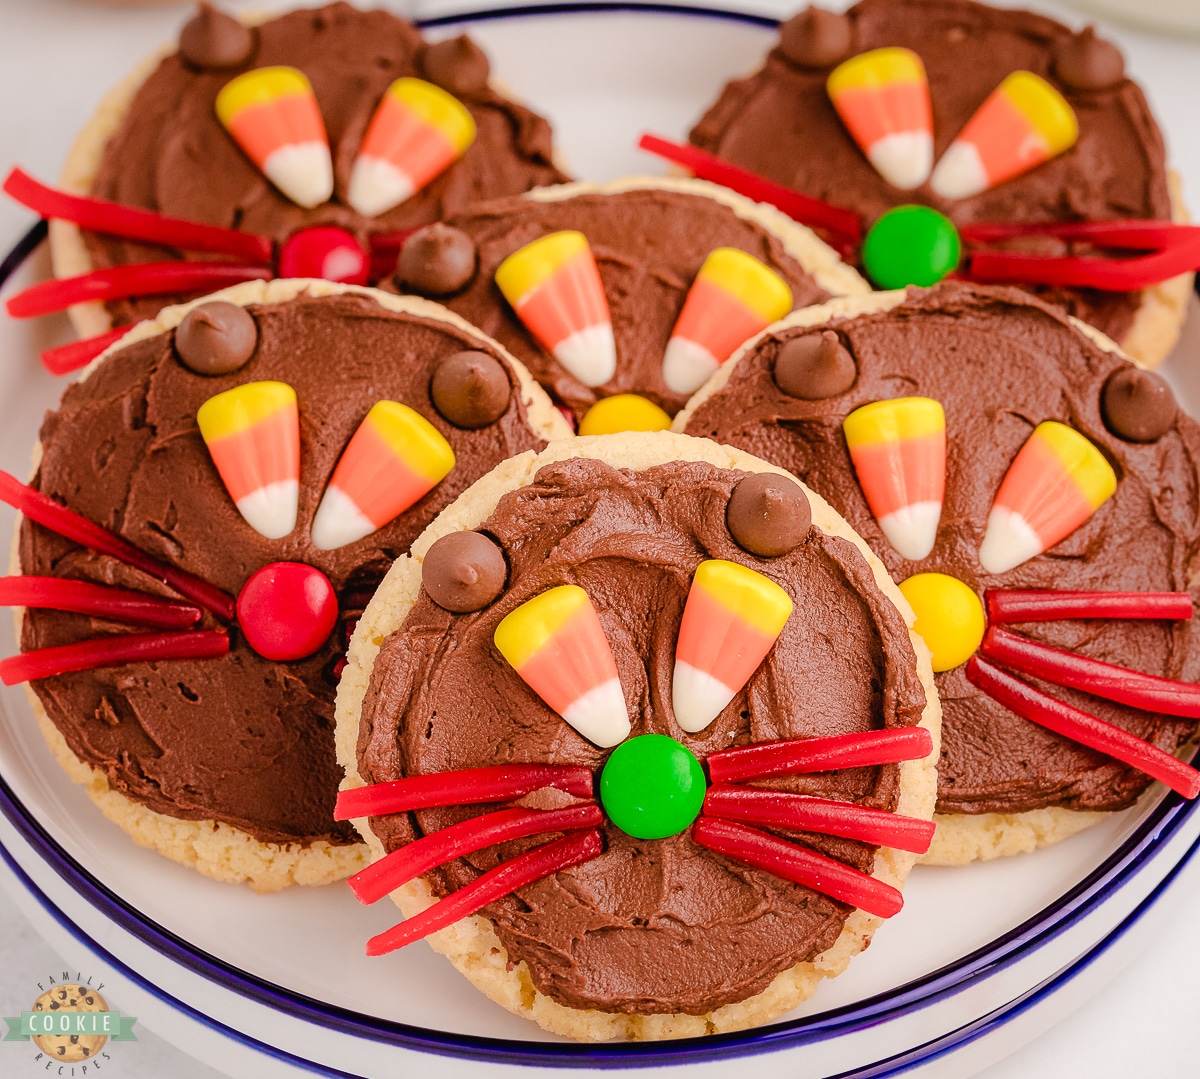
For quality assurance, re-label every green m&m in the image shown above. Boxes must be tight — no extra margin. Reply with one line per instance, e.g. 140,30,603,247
862,205,961,290
599,734,706,840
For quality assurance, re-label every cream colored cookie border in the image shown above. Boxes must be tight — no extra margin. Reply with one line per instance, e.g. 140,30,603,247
12,281,569,892
673,288,1195,866
334,430,941,1041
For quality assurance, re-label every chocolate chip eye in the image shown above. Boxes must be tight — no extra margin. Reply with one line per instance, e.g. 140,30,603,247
175,302,258,376
178,4,256,71
778,7,853,68
422,531,507,612
1053,27,1125,92
773,330,857,400
421,35,491,97
727,473,812,557
395,224,478,297
431,350,512,428
1101,368,1176,443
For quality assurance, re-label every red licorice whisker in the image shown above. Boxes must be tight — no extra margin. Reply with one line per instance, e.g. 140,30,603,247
6,262,274,319
0,628,229,685
982,626,1200,721
0,470,236,620
987,590,1193,625
335,764,595,821
0,576,201,629
692,817,903,919
41,326,133,376
966,656,1200,799
365,828,604,955
959,219,1200,251
637,134,863,248
3,168,273,264
350,803,603,906
707,728,932,785
703,785,934,855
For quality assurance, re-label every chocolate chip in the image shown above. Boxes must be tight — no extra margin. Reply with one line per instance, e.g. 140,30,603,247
727,473,811,557
431,350,512,428
395,224,477,297
779,7,853,69
1054,27,1125,92
1102,367,1176,442
421,35,490,97
774,330,856,399
174,302,257,375
178,3,255,71
422,531,507,612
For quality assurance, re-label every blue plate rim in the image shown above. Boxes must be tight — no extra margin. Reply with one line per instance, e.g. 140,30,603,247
1,0,1199,1068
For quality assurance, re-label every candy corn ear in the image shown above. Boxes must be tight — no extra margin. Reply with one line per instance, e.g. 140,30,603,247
197,382,300,539
310,401,455,551
216,67,334,208
979,421,1116,575
827,48,933,190
494,231,616,388
843,397,945,561
494,586,630,748
348,78,476,217
673,560,793,733
662,248,793,396
930,72,1078,200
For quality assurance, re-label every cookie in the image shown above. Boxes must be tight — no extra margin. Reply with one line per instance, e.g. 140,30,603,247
336,431,940,1039
11,279,569,891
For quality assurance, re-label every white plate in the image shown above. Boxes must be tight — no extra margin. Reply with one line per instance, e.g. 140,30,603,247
0,2,1199,1076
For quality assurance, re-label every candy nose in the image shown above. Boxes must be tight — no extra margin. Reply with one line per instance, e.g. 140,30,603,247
599,734,706,840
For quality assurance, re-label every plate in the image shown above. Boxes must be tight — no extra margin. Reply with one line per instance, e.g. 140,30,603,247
0,2,1198,1076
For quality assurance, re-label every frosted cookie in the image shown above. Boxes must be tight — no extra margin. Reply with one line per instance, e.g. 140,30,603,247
335,431,939,1039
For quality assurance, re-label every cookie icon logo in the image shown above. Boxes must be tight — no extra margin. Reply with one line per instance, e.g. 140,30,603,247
29,985,108,1062
4,973,137,1065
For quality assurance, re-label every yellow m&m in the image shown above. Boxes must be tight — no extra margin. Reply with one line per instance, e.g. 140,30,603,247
898,572,984,673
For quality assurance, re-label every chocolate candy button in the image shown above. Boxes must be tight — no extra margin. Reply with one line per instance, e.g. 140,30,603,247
421,35,490,97
1102,368,1176,443
423,531,507,612
431,351,512,428
774,330,856,400
179,3,255,71
396,224,478,296
1054,27,1125,92
175,301,258,376
727,473,812,557
779,7,853,69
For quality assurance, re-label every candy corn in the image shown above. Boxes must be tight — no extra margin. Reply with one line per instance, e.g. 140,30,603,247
494,232,616,388
310,401,455,551
348,78,476,217
979,421,1116,575
827,48,933,190
672,560,792,733
197,382,300,539
216,67,333,209
930,72,1078,200
494,586,629,747
661,248,793,396
843,397,945,561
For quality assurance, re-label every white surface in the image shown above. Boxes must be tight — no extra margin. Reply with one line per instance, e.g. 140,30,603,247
0,0,1199,1077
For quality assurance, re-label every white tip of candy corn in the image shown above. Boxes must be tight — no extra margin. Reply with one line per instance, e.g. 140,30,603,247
979,507,1045,575
662,337,720,397
929,141,988,200
554,324,617,388
672,661,733,734
310,486,376,552
869,131,934,191
237,479,300,540
878,501,942,562
561,678,631,748
262,142,334,209
347,157,415,218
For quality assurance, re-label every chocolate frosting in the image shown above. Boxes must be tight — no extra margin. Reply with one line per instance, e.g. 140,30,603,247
20,293,548,845
689,0,1171,344
434,188,833,419
84,3,568,325
358,458,926,1013
683,282,1200,815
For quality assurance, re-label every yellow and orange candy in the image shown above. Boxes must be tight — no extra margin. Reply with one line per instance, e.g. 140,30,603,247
216,67,333,209
930,72,1078,200
348,78,476,217
843,397,946,562
310,401,455,551
661,248,793,396
494,231,616,388
827,47,933,190
494,585,630,748
672,560,793,733
197,381,300,539
979,421,1116,575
